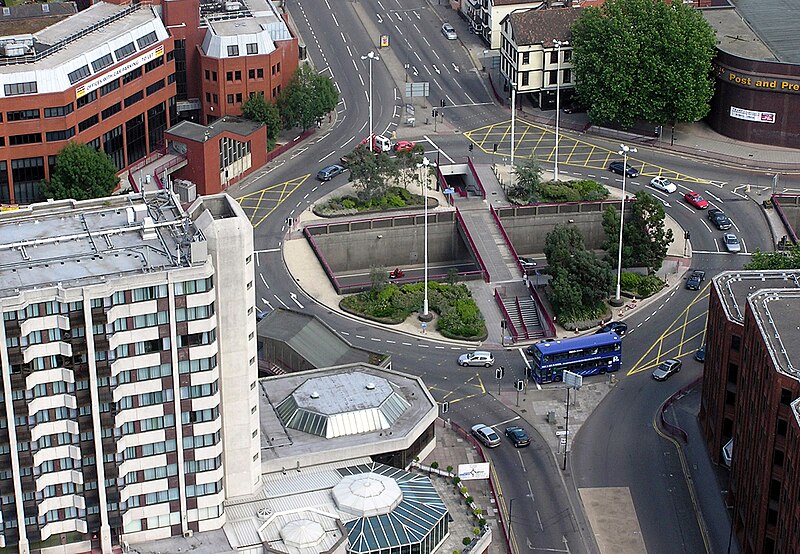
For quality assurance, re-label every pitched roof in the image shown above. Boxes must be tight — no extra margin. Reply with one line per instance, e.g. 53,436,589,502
508,7,583,46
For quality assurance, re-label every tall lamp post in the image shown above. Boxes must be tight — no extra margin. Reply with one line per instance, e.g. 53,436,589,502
419,157,432,322
510,81,516,167
614,144,637,304
361,51,379,149
553,39,569,182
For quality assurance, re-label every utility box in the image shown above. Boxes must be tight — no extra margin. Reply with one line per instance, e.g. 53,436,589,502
547,410,557,424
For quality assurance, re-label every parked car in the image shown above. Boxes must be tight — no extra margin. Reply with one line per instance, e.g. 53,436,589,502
504,426,530,448
458,351,495,367
608,160,639,178
683,191,709,209
596,321,628,336
707,208,732,230
519,257,537,274
360,134,392,153
393,140,416,153
472,424,501,448
694,345,706,363
649,176,677,193
562,102,586,114
685,270,706,290
441,23,458,40
316,164,345,181
723,233,741,253
652,359,682,381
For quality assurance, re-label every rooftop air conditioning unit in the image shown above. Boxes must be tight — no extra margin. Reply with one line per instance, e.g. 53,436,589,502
225,1,242,10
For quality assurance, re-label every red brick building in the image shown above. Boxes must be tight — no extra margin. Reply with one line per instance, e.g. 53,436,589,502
699,271,800,554
0,0,298,205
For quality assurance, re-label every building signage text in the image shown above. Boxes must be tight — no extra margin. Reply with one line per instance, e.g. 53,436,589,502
76,45,164,98
718,66,800,94
730,106,776,124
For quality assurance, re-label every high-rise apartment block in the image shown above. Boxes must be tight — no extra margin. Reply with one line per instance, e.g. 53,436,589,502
0,191,260,554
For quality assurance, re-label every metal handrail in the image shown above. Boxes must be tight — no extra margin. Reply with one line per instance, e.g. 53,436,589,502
494,289,518,341
514,296,528,339
455,207,490,282
490,205,522,274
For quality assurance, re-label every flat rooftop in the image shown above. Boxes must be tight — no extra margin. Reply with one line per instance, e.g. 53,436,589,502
0,191,203,299
702,6,776,61
258,364,437,473
168,116,264,143
748,290,800,380
728,0,800,64
713,270,800,323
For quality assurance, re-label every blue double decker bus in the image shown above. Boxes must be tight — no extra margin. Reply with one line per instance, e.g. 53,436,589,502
528,332,622,384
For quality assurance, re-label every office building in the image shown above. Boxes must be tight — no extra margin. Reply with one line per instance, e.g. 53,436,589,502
0,190,260,554
699,271,800,554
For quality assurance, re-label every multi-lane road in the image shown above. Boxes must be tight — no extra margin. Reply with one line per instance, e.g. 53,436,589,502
231,0,800,552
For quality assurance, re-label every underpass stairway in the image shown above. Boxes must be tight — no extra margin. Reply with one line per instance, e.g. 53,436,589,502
457,208,515,284
496,282,548,341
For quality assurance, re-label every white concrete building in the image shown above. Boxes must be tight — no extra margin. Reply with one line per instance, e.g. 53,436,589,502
0,191,259,554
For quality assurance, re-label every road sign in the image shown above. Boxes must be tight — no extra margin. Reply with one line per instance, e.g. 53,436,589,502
404,82,430,98
380,35,390,48
443,187,454,195
563,370,583,389
555,430,570,436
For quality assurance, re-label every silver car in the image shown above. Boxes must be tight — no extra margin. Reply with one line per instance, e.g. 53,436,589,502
652,359,682,381
723,233,741,253
458,351,494,367
471,424,501,447
441,23,457,40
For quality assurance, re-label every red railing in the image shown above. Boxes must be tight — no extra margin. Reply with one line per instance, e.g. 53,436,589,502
771,194,799,244
527,282,556,338
493,289,518,341
266,128,316,163
466,156,487,199
490,205,522,274
514,296,529,339
127,145,167,175
657,377,702,443
151,154,187,184
455,207,490,282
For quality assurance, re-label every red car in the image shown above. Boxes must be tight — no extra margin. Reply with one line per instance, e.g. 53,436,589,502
393,140,416,153
684,191,709,209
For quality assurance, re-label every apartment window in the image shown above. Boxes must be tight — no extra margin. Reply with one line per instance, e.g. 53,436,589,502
68,65,91,85
146,79,165,95
727,363,738,384
7,109,39,121
205,70,210,80
180,382,218,399
235,70,241,81
236,92,242,103
99,79,120,96
227,94,234,105
227,45,239,57
77,90,97,109
175,278,212,295
44,103,74,118
178,356,217,374
548,71,557,85
774,449,785,467
9,133,42,145
564,50,572,62
248,69,255,80
132,311,168,328
206,92,211,102
183,431,220,448
246,42,258,55
212,93,218,104
132,284,168,301
522,72,529,87
124,91,144,108
5,81,37,96
212,71,217,82
144,55,164,73
114,42,136,60
226,71,233,82
730,335,741,351
181,407,219,424
550,50,558,64
176,304,213,322
134,338,167,355
780,388,793,405
46,128,76,143
122,67,142,84
521,52,529,65
137,31,158,49
91,53,114,72
101,103,122,120
78,115,99,132
257,68,263,79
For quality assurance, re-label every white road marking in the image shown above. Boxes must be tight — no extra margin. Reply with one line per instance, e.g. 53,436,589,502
289,293,304,309
273,294,288,308
491,416,521,429
259,274,270,289
318,151,335,163
517,450,527,472
331,13,339,26
705,190,723,203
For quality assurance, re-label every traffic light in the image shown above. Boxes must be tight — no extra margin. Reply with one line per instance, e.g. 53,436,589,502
469,143,474,152
685,231,691,240
440,99,445,108
442,401,449,414
431,108,437,118
493,143,498,153
516,380,525,391
496,366,505,380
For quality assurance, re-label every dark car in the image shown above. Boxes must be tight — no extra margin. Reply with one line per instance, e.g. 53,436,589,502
504,426,530,448
518,256,537,274
652,359,682,381
685,270,706,290
562,102,586,114
694,346,706,363
316,164,345,181
608,161,639,178
596,321,628,336
707,208,732,230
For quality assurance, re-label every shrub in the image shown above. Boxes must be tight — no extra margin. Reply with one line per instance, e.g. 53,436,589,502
452,476,461,486
473,527,481,536
619,271,663,298
462,537,473,546
465,496,474,505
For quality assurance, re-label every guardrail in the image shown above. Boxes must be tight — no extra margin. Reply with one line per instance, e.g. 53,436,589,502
151,154,187,183
490,205,522,274
771,194,799,244
514,296,529,339
526,282,556,338
266,128,316,163
466,157,487,200
455,207,490,282
657,377,702,443
493,289,518,341
128,144,167,176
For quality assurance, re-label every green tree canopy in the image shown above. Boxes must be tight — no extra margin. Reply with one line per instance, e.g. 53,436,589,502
544,224,613,322
278,63,340,130
572,0,716,129
602,191,674,270
394,144,426,190
510,158,543,202
745,246,800,270
346,145,397,202
43,142,120,201
241,92,282,149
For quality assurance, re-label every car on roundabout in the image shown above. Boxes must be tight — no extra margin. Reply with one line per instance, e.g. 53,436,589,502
652,359,682,381
458,351,495,367
683,191,709,209
707,208,732,230
471,424,501,448
723,233,741,253
504,426,530,448
316,164,345,181
695,346,706,363
608,160,639,178
596,321,628,336
685,270,705,291
649,176,677,193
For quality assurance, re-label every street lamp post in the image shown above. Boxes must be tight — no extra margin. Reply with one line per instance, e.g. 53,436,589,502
614,144,637,303
419,157,432,322
361,51,378,150
510,83,516,168
553,39,569,182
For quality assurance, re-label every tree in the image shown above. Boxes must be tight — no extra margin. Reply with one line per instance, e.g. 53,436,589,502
572,0,716,129
394,144,426,190
43,142,120,201
510,158,543,201
346,145,397,202
602,191,673,270
543,224,586,270
241,92,282,149
278,63,340,130
745,246,800,270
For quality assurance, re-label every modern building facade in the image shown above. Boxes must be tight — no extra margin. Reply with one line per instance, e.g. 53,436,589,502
699,271,800,554
499,7,580,108
0,0,298,205
0,191,260,554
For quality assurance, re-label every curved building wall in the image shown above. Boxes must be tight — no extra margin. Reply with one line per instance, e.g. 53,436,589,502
708,49,800,148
